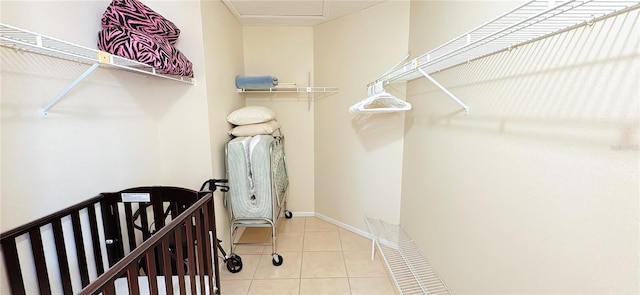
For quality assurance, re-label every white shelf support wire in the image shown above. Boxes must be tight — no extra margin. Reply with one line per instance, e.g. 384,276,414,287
417,68,469,115
370,0,640,113
0,23,194,117
366,217,451,295
41,63,100,118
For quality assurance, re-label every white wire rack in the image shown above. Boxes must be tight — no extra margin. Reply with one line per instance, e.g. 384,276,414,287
237,86,338,93
371,0,640,114
0,23,194,117
238,82,338,111
366,217,451,295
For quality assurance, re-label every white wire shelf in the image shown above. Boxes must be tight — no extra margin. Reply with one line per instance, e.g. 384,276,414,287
374,0,640,85
369,0,640,115
236,86,338,93
0,23,194,117
366,217,451,295
0,23,194,84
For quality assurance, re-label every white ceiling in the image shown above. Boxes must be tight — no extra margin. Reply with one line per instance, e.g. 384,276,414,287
222,0,385,26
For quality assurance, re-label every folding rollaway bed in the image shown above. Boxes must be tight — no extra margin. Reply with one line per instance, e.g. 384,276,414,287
225,134,291,269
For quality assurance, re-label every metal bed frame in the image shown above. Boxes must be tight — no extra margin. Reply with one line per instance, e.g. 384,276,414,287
223,134,292,271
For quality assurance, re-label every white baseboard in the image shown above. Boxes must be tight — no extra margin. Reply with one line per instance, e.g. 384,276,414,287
290,211,315,217
225,212,372,242
313,212,372,240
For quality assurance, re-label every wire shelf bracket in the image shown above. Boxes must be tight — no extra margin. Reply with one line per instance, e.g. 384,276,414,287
0,23,195,118
40,63,100,118
365,217,451,295
370,0,640,115
418,68,469,115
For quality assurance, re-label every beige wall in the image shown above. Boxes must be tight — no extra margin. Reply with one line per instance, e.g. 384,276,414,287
200,0,245,252
0,0,212,230
0,0,243,292
401,1,640,293
242,26,316,214
314,1,410,231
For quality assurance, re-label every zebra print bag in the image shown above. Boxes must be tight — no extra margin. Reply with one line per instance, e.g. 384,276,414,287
101,0,180,45
98,25,193,77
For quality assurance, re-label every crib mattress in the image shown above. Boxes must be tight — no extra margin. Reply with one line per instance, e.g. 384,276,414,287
227,135,286,220
114,275,212,294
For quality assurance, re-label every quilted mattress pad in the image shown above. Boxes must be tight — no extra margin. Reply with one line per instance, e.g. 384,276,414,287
227,135,287,220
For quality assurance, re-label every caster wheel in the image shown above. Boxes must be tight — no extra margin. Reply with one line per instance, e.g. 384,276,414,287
226,254,243,273
272,254,283,266
285,211,293,219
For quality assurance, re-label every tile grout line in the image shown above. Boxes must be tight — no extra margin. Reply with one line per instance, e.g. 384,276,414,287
338,228,355,295
297,216,307,295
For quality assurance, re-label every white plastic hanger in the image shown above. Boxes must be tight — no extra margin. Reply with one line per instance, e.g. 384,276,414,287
349,81,412,114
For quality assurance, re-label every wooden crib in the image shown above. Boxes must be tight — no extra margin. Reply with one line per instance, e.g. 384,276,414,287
0,186,221,295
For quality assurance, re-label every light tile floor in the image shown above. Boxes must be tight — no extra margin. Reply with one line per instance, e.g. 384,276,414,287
218,216,399,295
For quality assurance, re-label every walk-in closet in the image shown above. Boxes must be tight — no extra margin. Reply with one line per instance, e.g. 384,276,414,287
1,0,638,294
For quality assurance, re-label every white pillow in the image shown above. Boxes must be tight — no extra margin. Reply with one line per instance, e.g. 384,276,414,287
227,106,277,125
228,120,281,137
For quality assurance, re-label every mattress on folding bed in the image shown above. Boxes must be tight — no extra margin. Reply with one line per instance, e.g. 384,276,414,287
227,136,273,219
249,135,276,219
264,135,288,205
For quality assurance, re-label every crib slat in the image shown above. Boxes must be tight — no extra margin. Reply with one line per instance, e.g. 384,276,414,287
210,199,221,294
160,238,174,295
145,249,158,295
173,230,187,294
1,239,26,295
184,219,197,294
111,202,124,261
101,200,125,266
87,204,105,275
124,203,136,252
101,282,116,295
71,211,90,287
52,219,73,294
29,227,52,295
127,264,140,295
152,199,165,232
169,202,179,220
202,201,219,294
194,212,206,294
139,205,151,240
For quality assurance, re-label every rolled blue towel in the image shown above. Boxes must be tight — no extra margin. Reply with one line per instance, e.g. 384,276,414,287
235,75,279,89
